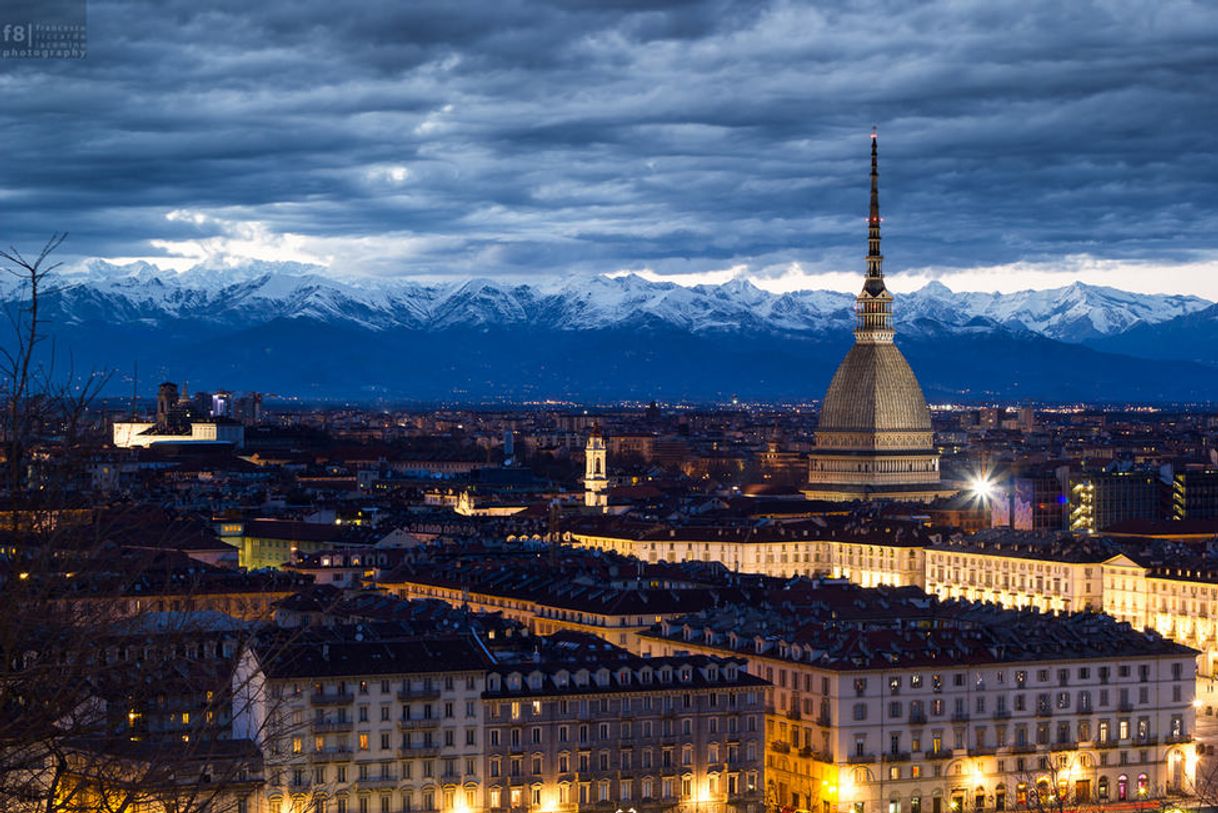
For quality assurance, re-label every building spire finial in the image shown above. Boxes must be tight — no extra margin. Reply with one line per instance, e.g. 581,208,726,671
869,128,879,222
866,127,883,284
855,127,894,343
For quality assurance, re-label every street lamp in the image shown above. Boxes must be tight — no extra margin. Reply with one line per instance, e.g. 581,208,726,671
970,475,995,502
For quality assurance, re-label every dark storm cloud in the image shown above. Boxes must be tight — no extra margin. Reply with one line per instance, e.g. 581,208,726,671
0,0,1216,282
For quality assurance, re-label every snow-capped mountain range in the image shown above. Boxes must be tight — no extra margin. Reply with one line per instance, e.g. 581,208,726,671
8,260,1217,401
39,260,1213,344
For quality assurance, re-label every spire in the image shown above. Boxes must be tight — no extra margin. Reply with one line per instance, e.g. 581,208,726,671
864,127,885,292
855,127,894,344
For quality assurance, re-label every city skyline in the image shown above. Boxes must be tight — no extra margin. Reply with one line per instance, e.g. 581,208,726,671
2,1,1217,295
5,4,1218,813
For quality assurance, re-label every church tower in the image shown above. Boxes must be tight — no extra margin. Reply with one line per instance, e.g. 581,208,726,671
584,423,608,510
804,130,951,502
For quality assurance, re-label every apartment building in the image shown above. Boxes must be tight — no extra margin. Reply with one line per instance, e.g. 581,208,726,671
642,592,1198,813
234,636,491,813
566,519,931,587
1103,556,1218,680
481,648,767,813
923,535,1110,613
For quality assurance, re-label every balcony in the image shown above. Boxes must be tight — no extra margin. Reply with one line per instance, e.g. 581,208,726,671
311,692,354,706
968,746,996,757
1118,701,1134,712
786,709,802,722
1008,744,1036,754
951,712,971,723
847,753,876,764
311,748,352,762
1075,706,1093,716
770,741,791,755
1035,707,1053,718
992,709,1011,720
359,776,401,788
909,711,927,725
399,718,441,730
815,715,832,727
883,752,912,763
1135,736,1159,746
1095,740,1119,750
925,749,953,760
399,687,442,702
400,746,442,758
1166,734,1193,745
312,720,354,734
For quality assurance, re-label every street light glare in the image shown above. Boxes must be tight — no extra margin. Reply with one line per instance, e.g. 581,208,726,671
971,476,995,500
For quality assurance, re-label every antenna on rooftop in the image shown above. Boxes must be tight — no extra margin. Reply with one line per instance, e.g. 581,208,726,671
130,360,138,419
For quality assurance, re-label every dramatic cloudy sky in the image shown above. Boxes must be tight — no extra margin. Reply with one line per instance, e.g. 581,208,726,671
3,0,1218,295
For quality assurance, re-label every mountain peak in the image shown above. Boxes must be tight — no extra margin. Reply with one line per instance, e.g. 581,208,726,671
917,280,954,295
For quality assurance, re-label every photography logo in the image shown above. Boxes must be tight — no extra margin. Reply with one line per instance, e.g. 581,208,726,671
1,0,86,60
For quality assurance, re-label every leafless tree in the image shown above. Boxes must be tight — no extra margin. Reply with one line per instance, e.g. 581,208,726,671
0,510,340,813
0,234,67,496
0,235,354,812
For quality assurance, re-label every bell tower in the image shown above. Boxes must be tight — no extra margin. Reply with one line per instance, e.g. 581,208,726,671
584,423,608,511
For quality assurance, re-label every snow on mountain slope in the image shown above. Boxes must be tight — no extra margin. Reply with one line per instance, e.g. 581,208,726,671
900,280,1210,342
31,262,1213,341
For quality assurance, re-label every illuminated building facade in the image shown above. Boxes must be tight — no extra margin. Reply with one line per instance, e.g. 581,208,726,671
234,638,489,813
805,133,948,503
566,523,927,588
1067,472,1160,532
112,417,245,449
987,474,1067,532
643,601,1198,813
923,537,1108,614
1171,469,1218,520
481,656,765,813
1102,555,1218,681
